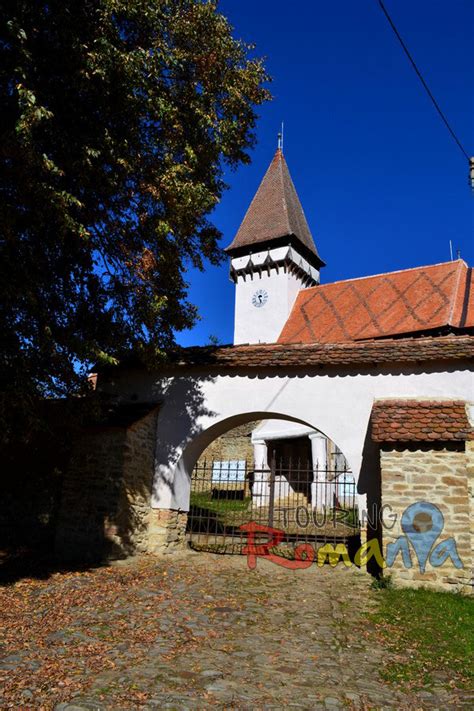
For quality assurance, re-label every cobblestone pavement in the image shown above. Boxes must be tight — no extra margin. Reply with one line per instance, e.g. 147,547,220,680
0,551,471,709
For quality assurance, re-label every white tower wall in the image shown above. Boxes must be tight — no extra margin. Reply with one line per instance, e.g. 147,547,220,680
231,246,319,345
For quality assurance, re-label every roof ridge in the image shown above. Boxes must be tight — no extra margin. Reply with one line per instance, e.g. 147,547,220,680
278,150,292,235
373,397,468,403
169,334,474,369
302,259,468,293
204,333,473,352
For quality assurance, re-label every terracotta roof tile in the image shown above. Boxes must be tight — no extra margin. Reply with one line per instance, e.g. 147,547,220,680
225,149,323,266
279,260,473,344
371,400,473,442
169,334,474,369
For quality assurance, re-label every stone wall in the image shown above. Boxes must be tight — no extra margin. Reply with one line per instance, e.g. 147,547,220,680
115,408,160,553
198,421,259,466
148,509,188,553
380,445,472,593
467,441,474,580
55,408,159,561
55,427,126,560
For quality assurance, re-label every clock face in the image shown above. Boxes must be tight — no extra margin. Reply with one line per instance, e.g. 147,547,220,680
252,289,268,308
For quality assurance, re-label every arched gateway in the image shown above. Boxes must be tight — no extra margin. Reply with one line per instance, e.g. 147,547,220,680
56,147,474,594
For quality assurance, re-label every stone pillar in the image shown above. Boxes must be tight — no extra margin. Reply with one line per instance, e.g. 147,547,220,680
148,509,188,553
252,439,270,508
380,446,472,593
309,433,329,510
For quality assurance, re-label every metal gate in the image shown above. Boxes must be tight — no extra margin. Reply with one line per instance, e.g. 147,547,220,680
186,456,360,555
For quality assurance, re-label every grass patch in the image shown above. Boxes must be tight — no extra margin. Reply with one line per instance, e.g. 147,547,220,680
371,574,393,590
188,492,359,541
190,491,251,514
371,586,474,691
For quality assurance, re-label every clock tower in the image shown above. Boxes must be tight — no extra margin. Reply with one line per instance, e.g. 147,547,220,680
226,147,325,344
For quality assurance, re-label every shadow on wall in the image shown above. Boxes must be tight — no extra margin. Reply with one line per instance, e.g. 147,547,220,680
52,369,218,566
53,404,156,565
150,373,218,510
357,418,382,578
0,400,165,583
0,368,216,579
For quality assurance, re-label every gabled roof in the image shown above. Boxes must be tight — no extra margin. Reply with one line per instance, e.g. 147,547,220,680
225,149,324,267
278,260,473,344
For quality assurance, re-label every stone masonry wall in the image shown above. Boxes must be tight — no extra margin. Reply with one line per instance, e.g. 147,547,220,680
55,428,127,561
467,441,474,581
115,409,159,554
55,409,159,561
380,446,472,593
198,421,259,466
148,509,188,553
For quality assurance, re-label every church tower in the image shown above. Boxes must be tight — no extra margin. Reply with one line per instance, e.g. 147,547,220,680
226,147,325,344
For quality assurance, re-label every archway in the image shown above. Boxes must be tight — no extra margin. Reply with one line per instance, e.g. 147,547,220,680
153,410,346,509
155,411,360,555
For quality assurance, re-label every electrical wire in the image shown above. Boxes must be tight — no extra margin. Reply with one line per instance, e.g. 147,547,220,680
377,0,470,163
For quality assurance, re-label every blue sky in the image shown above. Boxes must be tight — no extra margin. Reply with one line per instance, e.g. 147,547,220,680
177,0,473,347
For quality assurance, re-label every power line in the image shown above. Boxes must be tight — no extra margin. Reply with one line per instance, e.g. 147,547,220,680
377,0,470,163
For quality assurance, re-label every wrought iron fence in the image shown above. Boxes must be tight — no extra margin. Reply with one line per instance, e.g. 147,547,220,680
186,456,360,554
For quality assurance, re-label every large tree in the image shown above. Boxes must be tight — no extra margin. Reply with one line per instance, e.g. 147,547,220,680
0,0,270,441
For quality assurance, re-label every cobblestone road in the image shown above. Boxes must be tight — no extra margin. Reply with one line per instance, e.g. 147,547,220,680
1,550,471,709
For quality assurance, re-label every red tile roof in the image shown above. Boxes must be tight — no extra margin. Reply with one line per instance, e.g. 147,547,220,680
279,260,473,344
169,334,474,369
371,400,473,442
225,149,324,266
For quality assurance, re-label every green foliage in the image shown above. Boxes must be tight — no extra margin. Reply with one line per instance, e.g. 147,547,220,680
207,333,221,346
371,586,474,691
0,0,270,443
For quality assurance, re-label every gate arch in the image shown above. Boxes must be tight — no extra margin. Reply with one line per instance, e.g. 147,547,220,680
174,412,359,554
152,409,353,513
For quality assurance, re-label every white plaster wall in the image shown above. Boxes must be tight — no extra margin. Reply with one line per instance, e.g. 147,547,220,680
103,362,473,512
233,268,305,344
232,246,319,346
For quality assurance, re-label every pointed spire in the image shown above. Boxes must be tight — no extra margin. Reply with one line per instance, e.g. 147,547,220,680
225,148,325,268
277,122,284,152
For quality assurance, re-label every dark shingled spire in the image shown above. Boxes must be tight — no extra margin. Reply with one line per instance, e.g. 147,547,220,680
225,148,325,268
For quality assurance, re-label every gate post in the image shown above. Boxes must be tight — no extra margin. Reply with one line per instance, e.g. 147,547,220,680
252,439,270,507
268,452,276,528
309,432,327,510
